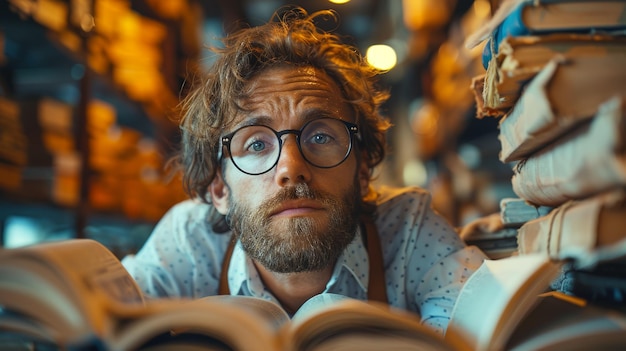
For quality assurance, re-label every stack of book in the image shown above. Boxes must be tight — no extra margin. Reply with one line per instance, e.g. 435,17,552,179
0,97,28,192
0,95,186,222
0,96,79,205
465,0,626,304
464,198,553,259
86,99,187,222
466,0,626,120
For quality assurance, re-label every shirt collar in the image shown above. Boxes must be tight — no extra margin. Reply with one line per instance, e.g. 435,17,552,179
226,225,369,298
326,225,369,292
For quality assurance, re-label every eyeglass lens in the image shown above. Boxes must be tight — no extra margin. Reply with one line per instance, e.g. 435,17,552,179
226,118,354,175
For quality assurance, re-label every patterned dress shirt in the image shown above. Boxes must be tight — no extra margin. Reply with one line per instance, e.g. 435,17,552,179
122,186,487,334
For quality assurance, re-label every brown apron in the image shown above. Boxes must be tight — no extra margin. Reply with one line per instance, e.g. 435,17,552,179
218,217,388,303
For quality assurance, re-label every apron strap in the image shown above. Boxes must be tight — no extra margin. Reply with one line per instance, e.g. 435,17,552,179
218,237,236,295
218,218,387,303
361,216,388,303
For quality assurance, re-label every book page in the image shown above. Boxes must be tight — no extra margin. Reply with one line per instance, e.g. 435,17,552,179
0,260,93,346
446,254,562,351
31,239,145,306
0,239,143,347
506,292,626,351
292,293,352,323
286,294,460,351
111,297,282,351
200,295,290,331
0,308,56,343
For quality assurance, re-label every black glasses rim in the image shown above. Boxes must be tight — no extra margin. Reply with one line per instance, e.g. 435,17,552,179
220,117,359,175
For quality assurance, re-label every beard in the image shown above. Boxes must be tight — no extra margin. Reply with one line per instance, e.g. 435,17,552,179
226,180,362,273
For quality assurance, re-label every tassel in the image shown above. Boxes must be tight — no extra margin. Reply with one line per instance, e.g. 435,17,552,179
482,33,501,109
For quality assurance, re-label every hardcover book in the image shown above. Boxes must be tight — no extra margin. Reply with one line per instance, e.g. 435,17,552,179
498,55,626,161
480,33,626,118
517,189,626,269
464,0,626,68
510,95,626,206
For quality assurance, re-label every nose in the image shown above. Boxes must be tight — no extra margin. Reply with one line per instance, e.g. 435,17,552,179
274,135,312,186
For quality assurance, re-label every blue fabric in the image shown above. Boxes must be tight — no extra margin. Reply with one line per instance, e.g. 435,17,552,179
122,186,487,334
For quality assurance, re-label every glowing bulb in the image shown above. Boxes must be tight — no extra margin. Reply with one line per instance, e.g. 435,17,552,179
366,44,397,71
329,0,350,4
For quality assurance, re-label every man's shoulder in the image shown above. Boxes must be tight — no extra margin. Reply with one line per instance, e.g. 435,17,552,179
168,198,211,214
374,185,430,206
160,198,215,229
153,198,231,247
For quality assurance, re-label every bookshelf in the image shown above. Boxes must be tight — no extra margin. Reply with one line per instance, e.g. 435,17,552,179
0,0,190,249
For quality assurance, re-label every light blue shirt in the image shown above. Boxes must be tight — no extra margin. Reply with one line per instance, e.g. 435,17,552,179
122,186,486,334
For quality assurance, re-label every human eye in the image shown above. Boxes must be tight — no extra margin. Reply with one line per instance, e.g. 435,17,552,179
232,126,276,157
303,119,343,146
311,132,333,145
245,138,266,152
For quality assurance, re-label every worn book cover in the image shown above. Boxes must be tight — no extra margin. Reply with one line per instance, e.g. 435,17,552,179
480,34,626,117
498,54,626,161
466,0,626,68
510,95,626,207
517,189,626,269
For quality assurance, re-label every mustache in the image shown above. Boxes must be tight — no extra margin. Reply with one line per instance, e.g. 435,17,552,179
225,183,330,227
262,183,332,214
277,183,316,200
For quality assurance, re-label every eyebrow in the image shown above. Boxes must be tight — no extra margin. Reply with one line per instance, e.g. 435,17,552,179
234,108,346,130
236,115,274,128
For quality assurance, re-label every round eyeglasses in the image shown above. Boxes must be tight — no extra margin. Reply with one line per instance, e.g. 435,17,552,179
221,118,359,175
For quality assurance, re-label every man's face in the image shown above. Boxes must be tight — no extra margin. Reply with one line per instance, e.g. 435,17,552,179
213,65,368,273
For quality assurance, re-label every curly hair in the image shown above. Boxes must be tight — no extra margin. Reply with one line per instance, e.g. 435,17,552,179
176,7,391,223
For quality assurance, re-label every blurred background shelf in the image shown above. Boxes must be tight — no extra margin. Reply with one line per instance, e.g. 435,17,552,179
0,0,515,252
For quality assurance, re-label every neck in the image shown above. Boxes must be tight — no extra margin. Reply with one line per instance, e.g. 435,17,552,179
253,261,335,314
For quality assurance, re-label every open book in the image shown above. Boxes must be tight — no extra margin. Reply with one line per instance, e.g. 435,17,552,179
3,239,623,350
447,253,626,351
0,239,468,351
446,254,563,351
504,291,626,350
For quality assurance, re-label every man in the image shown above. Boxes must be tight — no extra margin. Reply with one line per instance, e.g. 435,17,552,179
122,7,486,334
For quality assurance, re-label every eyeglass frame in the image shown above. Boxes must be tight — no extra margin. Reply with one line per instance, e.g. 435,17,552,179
220,117,360,176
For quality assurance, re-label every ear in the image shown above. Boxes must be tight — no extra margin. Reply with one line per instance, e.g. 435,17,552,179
210,171,230,215
358,154,370,198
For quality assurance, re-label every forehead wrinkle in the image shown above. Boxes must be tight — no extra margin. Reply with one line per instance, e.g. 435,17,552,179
236,67,348,125
243,76,341,101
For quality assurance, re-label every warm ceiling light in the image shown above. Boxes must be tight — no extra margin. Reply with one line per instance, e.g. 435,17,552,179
366,44,397,71
328,0,351,4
